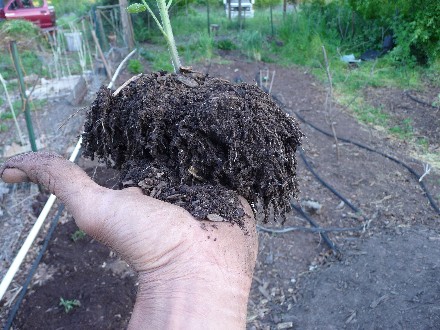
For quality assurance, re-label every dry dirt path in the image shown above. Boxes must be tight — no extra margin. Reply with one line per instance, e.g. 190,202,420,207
200,58,440,329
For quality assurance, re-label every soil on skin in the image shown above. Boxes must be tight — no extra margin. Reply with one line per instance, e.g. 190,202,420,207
81,71,302,224
3,55,440,329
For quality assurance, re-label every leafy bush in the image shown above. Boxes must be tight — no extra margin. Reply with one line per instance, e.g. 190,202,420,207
348,0,440,64
215,38,237,51
0,20,40,41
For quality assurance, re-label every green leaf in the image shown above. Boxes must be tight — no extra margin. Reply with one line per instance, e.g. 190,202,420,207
127,3,147,13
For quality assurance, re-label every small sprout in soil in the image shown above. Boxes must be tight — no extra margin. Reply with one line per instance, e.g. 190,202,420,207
59,298,81,313
71,229,86,242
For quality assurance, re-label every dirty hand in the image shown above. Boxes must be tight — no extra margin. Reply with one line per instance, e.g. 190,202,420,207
1,152,258,329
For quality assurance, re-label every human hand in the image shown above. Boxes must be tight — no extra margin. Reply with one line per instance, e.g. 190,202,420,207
1,152,258,329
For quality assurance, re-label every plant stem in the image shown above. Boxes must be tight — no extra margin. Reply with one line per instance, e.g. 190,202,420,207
139,0,181,73
157,0,181,72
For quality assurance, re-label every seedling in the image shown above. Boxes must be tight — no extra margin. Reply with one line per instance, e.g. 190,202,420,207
59,297,81,313
71,229,86,242
127,0,181,72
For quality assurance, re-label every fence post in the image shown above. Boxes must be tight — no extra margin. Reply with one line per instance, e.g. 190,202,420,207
119,0,135,49
10,41,37,152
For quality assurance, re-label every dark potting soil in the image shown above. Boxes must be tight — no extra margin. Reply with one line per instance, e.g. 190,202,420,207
82,71,302,225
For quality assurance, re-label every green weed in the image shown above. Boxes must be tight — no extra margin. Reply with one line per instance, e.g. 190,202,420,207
416,137,429,151
215,39,237,51
0,112,14,120
0,123,9,132
389,118,414,140
140,49,156,62
179,33,214,65
0,50,47,80
238,30,265,61
59,298,81,313
353,104,389,127
71,230,86,242
0,20,39,39
31,99,48,112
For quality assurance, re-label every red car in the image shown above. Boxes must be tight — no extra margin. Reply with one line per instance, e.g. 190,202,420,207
0,0,56,29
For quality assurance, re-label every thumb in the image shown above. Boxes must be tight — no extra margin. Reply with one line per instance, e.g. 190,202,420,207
0,151,108,235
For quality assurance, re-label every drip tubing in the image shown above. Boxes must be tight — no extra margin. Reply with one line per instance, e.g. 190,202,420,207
290,203,340,254
299,149,361,214
291,107,439,215
404,91,440,110
257,78,439,216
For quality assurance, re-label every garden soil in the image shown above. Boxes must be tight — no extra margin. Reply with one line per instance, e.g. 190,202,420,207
81,71,303,224
2,55,439,329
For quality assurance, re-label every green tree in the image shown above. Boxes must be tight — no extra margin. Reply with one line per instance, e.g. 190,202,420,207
254,0,281,8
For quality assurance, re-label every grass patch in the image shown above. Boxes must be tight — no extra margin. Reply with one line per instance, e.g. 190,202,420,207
128,59,144,74
0,112,15,120
0,123,9,132
215,38,237,51
151,50,174,72
389,118,414,140
30,99,48,112
353,104,389,127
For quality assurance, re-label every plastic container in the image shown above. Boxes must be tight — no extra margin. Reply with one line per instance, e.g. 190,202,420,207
64,32,82,52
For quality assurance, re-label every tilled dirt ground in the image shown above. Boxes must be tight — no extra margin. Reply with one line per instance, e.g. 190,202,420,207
1,55,439,329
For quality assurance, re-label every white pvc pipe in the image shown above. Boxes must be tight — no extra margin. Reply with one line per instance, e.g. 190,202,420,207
0,47,137,302
0,139,83,302
0,195,57,301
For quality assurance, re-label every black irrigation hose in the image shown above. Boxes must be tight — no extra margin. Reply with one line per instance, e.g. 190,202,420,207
290,203,340,254
256,73,439,255
299,149,361,214
404,91,440,110
257,81,439,216
254,74,344,252
3,204,65,330
290,108,440,215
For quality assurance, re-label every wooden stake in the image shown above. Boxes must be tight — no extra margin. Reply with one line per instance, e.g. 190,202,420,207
91,30,113,80
119,0,135,49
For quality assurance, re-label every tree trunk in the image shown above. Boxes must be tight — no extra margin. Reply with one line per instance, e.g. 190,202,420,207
238,0,242,30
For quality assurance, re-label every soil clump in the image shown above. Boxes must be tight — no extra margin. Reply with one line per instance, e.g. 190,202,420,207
82,71,303,224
